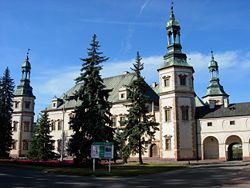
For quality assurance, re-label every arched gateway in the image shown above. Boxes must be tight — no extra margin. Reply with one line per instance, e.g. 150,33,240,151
226,135,243,161
203,136,219,159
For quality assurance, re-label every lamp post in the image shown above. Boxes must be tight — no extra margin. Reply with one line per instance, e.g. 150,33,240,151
60,103,65,162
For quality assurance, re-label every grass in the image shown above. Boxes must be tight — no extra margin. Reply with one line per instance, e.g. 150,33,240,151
0,161,189,177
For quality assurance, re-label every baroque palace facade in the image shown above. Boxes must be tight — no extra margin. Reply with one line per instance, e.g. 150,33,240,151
11,6,250,161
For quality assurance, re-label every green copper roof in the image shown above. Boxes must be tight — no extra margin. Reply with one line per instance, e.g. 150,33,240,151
15,53,34,97
195,94,205,107
203,78,229,97
22,56,31,70
167,19,180,28
46,72,159,111
208,51,218,72
160,4,193,70
160,57,193,69
166,4,180,28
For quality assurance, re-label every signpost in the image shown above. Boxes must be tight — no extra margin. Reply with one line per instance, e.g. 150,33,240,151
91,142,114,173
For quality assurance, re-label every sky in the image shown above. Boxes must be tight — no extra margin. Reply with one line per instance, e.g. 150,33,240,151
1,0,250,117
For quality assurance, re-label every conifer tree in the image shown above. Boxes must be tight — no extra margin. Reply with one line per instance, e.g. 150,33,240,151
28,111,56,160
121,52,158,164
0,67,14,158
68,34,113,163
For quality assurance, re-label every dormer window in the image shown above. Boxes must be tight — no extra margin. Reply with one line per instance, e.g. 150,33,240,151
52,96,63,109
179,74,187,86
119,86,128,101
163,76,170,87
120,93,125,99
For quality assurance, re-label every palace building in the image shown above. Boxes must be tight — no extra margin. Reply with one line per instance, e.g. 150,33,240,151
11,5,250,161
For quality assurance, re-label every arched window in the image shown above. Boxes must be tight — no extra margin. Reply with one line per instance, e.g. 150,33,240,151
163,76,170,87
179,74,187,86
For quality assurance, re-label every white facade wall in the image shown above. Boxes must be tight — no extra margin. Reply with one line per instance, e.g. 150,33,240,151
10,96,35,157
197,116,250,160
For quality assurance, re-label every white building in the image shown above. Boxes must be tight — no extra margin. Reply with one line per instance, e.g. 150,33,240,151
10,5,250,161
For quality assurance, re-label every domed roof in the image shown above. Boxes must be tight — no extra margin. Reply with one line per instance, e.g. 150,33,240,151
208,51,218,69
166,5,180,28
22,55,31,70
167,19,180,27
209,58,218,67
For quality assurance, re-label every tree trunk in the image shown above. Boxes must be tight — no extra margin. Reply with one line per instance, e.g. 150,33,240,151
138,138,143,165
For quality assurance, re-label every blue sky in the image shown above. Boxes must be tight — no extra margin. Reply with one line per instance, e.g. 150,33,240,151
1,0,250,116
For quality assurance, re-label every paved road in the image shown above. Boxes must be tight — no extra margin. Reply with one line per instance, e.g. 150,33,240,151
0,163,247,188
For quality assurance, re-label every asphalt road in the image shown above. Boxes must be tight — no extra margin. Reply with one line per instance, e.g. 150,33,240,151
0,163,245,188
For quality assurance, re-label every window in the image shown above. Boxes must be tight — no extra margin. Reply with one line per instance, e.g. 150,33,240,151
230,121,235,125
207,122,212,127
53,102,56,108
119,116,125,126
119,87,127,100
24,101,31,109
164,108,171,122
120,93,125,99
179,75,187,86
12,140,17,150
13,121,18,131
165,138,171,150
181,106,189,121
57,120,62,130
163,76,170,87
51,140,55,148
69,124,73,130
111,117,117,127
22,140,29,150
23,121,30,132
14,101,20,109
51,121,55,131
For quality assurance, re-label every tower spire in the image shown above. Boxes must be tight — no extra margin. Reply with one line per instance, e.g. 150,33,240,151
160,2,192,69
15,50,34,97
208,50,219,79
203,51,229,105
170,1,175,19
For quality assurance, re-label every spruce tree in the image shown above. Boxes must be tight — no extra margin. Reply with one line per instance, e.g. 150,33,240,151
68,34,113,163
27,111,56,160
121,52,158,164
0,67,14,158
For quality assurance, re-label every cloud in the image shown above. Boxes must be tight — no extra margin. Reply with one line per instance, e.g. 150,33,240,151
139,0,150,16
32,50,250,115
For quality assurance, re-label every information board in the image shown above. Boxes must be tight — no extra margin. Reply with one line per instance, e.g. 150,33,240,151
91,142,114,159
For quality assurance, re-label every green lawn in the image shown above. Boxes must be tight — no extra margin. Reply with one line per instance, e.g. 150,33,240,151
0,162,189,177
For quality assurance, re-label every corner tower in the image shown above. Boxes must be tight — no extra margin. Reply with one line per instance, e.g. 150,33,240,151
203,51,229,106
10,50,35,157
158,4,196,160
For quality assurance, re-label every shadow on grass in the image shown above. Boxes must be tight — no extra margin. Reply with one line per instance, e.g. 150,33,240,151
0,160,189,177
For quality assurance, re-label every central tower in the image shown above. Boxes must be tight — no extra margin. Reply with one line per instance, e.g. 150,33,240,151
10,51,35,157
158,4,196,160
